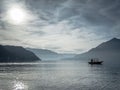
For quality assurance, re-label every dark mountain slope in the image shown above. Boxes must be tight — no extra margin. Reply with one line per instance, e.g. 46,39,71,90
74,38,120,64
0,45,40,62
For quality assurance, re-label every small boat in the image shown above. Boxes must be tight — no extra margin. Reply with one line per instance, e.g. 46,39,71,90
88,58,103,65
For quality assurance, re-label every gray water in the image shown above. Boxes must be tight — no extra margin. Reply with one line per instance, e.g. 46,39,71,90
0,61,120,90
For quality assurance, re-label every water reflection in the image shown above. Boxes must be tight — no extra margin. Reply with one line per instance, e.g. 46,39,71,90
13,80,28,90
0,61,120,90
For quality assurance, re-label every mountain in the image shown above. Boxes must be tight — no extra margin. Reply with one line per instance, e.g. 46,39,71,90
27,48,59,60
27,48,76,60
74,38,120,64
0,45,40,62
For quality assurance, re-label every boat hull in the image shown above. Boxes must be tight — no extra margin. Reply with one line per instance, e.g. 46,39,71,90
88,61,103,65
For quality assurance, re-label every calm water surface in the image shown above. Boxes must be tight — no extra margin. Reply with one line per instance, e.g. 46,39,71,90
0,61,120,90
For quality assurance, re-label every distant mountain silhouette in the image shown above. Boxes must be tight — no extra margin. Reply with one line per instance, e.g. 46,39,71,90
0,45,40,62
27,48,76,60
74,38,120,64
27,48,58,60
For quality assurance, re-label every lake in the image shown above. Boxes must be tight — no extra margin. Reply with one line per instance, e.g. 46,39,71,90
0,61,120,90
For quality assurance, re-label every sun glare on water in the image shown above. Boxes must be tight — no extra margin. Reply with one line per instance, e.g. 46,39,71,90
13,80,28,90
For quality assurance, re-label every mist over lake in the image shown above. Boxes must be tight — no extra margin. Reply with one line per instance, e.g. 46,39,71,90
0,0,120,90
0,61,120,90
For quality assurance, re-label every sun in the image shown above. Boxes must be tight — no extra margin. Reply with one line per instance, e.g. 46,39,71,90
8,6,27,25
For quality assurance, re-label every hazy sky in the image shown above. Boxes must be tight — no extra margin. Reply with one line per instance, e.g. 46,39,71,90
0,0,120,53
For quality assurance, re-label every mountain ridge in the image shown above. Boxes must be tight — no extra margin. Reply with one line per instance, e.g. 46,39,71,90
74,38,120,64
0,45,40,62
27,48,76,60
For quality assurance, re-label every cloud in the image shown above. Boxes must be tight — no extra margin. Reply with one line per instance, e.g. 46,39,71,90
0,0,120,53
